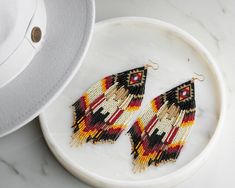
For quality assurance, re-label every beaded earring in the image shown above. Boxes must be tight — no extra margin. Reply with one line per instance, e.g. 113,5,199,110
128,74,204,172
71,62,158,145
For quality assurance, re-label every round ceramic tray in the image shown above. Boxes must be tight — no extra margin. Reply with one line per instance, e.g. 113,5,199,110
40,17,226,188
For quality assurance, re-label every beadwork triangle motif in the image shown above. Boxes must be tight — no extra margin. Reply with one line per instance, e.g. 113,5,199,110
128,80,196,172
129,70,144,86
71,66,148,145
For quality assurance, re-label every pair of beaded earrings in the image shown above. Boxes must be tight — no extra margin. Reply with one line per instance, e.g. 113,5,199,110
71,62,203,172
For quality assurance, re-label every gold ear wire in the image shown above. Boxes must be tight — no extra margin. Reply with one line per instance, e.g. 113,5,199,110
192,72,205,82
145,59,159,70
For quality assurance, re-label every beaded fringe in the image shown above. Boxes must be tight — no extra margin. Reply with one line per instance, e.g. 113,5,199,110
128,80,196,172
71,66,147,145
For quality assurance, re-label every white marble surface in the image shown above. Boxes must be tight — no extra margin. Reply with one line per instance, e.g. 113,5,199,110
40,17,223,188
0,0,234,187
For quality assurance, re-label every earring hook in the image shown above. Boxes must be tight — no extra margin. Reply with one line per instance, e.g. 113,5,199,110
192,72,205,82
145,59,159,70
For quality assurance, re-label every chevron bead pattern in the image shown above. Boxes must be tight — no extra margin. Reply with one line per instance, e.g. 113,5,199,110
72,66,148,145
128,80,196,172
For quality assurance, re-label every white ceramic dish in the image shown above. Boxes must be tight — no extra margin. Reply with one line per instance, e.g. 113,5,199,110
40,17,226,188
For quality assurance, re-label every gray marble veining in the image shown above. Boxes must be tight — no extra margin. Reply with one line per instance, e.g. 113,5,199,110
1,0,235,187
